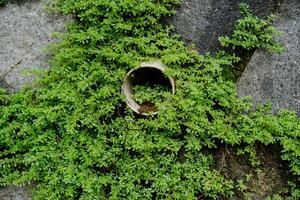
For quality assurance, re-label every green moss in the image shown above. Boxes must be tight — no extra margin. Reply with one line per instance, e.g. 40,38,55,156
0,1,298,199
133,84,169,104
219,3,284,53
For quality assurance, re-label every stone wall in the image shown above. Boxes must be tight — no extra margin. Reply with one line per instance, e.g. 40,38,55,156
0,186,31,200
168,0,278,54
237,0,300,114
0,0,299,199
0,0,70,92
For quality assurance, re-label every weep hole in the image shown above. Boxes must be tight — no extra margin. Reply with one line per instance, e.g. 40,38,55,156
122,62,175,116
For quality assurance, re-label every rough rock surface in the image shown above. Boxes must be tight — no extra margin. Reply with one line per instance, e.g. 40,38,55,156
0,0,70,199
0,186,31,200
0,0,70,92
168,0,278,54
237,0,300,114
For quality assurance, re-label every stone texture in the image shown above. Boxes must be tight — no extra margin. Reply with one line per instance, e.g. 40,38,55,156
0,186,31,200
168,0,278,54
0,0,70,92
237,0,300,114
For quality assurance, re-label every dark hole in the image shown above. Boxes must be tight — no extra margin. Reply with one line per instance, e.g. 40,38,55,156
129,67,172,90
128,67,173,114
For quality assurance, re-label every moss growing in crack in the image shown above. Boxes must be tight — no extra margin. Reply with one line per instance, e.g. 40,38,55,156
219,3,284,53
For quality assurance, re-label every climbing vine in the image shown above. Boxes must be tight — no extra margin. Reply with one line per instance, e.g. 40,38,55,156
0,0,299,199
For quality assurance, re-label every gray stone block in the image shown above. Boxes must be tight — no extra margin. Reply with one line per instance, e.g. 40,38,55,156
0,0,70,92
237,0,300,114
0,186,31,200
168,0,277,54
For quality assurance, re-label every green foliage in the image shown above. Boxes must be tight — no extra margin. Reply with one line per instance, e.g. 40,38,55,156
219,3,284,53
0,0,7,6
0,0,299,199
133,84,170,105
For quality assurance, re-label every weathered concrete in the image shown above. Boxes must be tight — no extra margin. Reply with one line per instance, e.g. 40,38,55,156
0,0,70,92
168,0,278,54
237,0,300,114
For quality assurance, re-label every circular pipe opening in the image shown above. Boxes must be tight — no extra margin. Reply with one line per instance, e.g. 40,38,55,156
122,62,175,116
